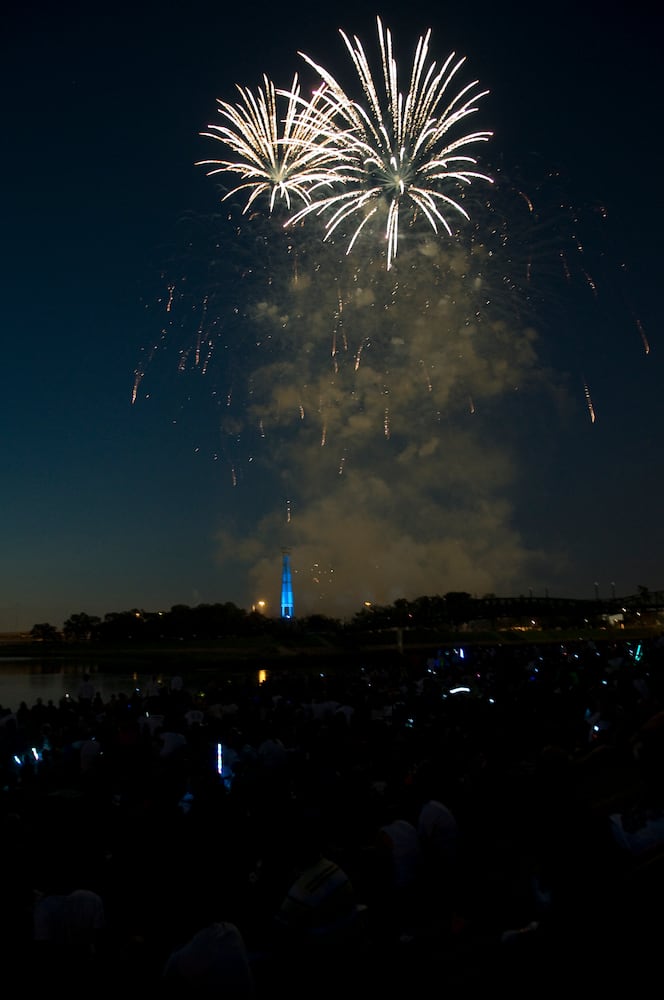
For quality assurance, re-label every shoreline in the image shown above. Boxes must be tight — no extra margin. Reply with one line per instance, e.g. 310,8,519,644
0,625,659,673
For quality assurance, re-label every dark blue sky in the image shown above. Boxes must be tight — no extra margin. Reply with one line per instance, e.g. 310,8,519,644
2,1,662,630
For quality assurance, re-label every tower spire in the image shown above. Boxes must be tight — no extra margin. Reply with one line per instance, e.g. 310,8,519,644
280,549,294,620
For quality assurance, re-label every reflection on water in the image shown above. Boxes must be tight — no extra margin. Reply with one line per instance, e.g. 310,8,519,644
0,658,269,713
0,659,159,712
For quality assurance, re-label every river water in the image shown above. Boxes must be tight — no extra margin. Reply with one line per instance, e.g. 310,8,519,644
0,657,269,713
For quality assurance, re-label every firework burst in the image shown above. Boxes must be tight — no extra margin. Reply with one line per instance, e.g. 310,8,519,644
197,73,341,212
141,21,641,614
288,17,494,268
199,19,493,268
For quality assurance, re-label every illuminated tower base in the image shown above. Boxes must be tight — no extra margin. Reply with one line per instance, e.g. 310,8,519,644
281,550,294,620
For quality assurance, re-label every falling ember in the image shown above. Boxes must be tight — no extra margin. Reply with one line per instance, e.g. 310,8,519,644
559,251,572,281
418,359,433,392
583,382,596,423
468,395,475,414
636,319,650,355
194,298,210,366
517,190,534,212
166,284,175,313
131,370,144,405
582,269,598,298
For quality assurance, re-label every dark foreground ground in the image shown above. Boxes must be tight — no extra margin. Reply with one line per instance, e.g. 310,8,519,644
1,631,664,995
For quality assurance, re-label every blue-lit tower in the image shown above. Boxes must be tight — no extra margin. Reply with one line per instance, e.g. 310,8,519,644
280,549,294,620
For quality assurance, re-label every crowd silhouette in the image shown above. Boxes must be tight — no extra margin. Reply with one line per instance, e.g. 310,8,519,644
1,636,664,996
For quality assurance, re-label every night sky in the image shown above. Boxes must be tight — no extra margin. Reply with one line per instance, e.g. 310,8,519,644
2,0,662,631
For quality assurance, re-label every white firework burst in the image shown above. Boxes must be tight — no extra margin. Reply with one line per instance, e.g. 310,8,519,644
197,73,341,213
286,17,494,267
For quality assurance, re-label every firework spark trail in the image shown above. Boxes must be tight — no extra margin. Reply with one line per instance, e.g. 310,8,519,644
582,269,598,298
636,318,650,354
131,370,143,405
583,381,596,423
286,17,493,268
153,155,606,472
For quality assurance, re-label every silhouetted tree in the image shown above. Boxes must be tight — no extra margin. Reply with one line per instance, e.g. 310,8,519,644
63,612,101,641
299,614,343,633
97,609,146,642
444,592,475,628
30,622,61,642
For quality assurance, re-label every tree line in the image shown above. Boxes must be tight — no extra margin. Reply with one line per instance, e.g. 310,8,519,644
27,587,662,644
